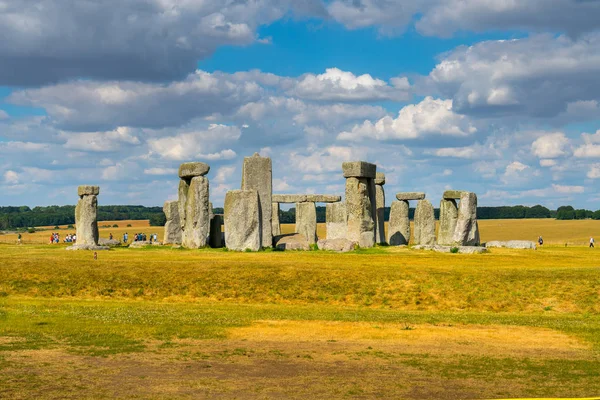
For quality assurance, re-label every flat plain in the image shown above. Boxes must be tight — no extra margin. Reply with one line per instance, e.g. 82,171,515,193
1,219,600,399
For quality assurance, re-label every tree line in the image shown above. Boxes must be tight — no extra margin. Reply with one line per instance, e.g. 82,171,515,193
0,204,598,230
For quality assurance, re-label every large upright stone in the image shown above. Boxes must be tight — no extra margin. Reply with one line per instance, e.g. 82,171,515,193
413,199,436,246
388,200,410,246
345,175,376,248
326,202,347,240
295,202,318,244
182,176,210,248
224,190,261,251
178,162,210,179
178,179,190,230
163,200,182,245
272,203,281,237
209,214,224,248
452,192,480,246
75,187,99,246
241,153,272,248
375,172,386,244
437,199,458,246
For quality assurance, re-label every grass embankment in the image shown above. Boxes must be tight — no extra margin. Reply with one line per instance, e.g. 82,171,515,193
1,242,600,398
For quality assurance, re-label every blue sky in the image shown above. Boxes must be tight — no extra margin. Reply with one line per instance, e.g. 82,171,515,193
2,0,600,209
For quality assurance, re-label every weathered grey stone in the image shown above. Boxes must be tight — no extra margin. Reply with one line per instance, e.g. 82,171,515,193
128,240,162,248
272,194,341,203
78,185,100,197
163,200,182,245
452,192,480,246
209,214,224,248
274,233,310,251
241,153,272,248
98,238,121,247
224,190,261,251
396,192,426,201
66,244,109,251
413,199,436,246
345,176,375,248
295,202,318,244
317,238,357,252
178,179,189,230
485,240,537,250
326,202,347,240
413,244,487,254
182,176,210,249
75,194,99,246
374,172,386,186
178,162,210,179
272,203,281,237
342,161,376,179
443,190,464,199
388,200,410,246
437,199,458,246
375,177,386,244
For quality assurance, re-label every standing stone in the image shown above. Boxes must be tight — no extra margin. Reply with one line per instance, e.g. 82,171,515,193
209,214,224,248
272,203,281,237
326,202,347,240
413,199,436,246
375,172,386,244
241,153,272,248
224,190,261,251
343,161,376,248
178,179,190,230
437,199,458,246
163,200,182,245
388,200,410,246
452,192,480,246
182,176,210,248
295,202,318,244
75,187,99,246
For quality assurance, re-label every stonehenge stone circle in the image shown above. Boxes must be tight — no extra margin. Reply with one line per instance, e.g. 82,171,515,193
375,172,386,245
437,199,458,246
209,214,224,248
396,192,426,201
388,200,410,246
326,202,347,240
163,200,182,245
241,153,272,248
272,202,281,237
452,192,480,246
179,162,210,180
224,190,261,251
181,176,210,249
343,161,376,248
295,202,318,244
413,199,436,246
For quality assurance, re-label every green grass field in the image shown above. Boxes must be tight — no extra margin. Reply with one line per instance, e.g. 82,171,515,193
1,220,600,399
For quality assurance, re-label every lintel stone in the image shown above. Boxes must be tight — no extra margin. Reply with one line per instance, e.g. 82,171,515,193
443,190,465,199
272,194,341,203
396,192,426,201
342,161,376,179
375,172,385,186
178,162,210,179
78,185,100,196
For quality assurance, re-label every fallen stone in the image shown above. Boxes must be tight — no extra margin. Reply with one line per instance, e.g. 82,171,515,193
452,192,480,246
485,240,537,249
77,185,100,196
326,202,347,240
163,200,182,245
274,233,310,251
242,153,272,248
413,199,436,246
345,176,375,248
98,238,121,247
128,240,161,248
374,172,386,186
317,238,357,252
66,244,110,251
342,161,376,179
437,199,458,246
178,162,210,179
75,194,99,246
224,190,261,251
388,200,410,246
443,190,464,199
272,202,281,237
396,192,426,201
295,202,318,245
375,175,386,245
272,194,341,203
209,214,224,248
182,176,210,249
412,245,487,254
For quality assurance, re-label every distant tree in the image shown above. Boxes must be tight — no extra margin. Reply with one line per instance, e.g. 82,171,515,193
556,206,576,220
149,214,166,227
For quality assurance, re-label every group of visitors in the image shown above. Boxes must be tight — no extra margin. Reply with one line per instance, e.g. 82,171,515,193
48,232,76,244
538,235,595,248
130,232,158,242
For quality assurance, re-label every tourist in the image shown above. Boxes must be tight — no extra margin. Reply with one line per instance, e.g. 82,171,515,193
124,232,128,243
590,237,595,248
538,236,543,246
109,233,113,240
17,233,22,245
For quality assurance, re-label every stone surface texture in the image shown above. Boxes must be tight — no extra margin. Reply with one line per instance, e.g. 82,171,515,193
272,202,281,237
395,192,426,201
342,161,376,179
75,194,99,246
209,214,224,248
241,153,272,248
182,176,210,249
274,234,310,251
224,190,261,251
177,179,190,230
437,199,458,246
412,245,487,254
452,192,480,246
66,244,109,251
178,162,210,179
345,176,376,248
163,200,182,245
413,199,436,246
326,202,347,240
78,185,100,196
295,202,318,244
485,240,537,249
317,238,357,252
443,190,464,199
272,194,341,203
388,200,410,246
374,172,386,185
375,175,386,244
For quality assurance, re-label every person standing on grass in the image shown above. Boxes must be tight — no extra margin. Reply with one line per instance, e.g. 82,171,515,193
538,236,543,246
124,232,128,243
17,233,22,245
590,237,595,248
